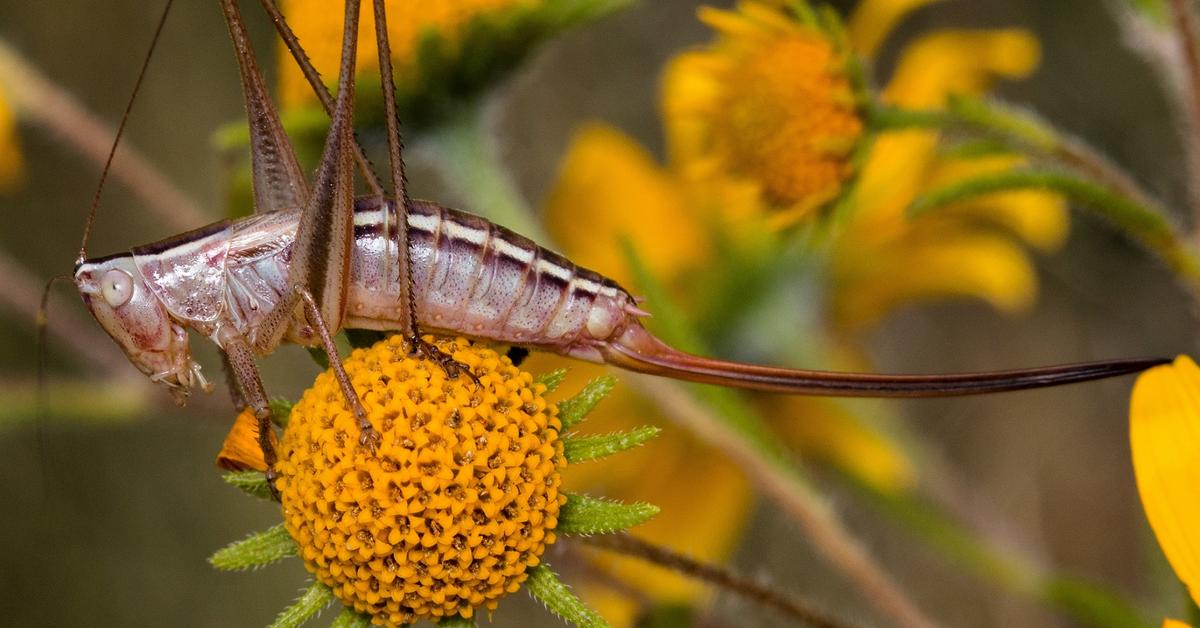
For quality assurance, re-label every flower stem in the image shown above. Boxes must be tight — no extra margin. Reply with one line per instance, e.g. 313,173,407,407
627,374,936,628
1166,0,1200,231
583,533,849,628
0,36,208,230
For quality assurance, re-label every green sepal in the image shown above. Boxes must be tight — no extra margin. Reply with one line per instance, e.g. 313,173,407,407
563,426,660,464
437,616,478,627
344,329,389,350
557,493,659,535
271,398,294,428
306,346,330,370
558,376,617,431
209,523,297,571
222,470,274,501
329,608,372,628
270,580,335,628
535,368,568,393
525,565,608,628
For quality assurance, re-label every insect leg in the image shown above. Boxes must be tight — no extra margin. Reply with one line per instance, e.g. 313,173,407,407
256,0,384,197
218,0,309,213
369,0,478,382
218,348,248,411
221,331,281,500
297,289,382,450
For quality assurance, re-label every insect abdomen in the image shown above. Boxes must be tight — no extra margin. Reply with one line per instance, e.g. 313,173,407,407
346,197,637,357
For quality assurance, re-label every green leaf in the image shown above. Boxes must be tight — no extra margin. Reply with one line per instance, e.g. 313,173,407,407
222,470,274,501
329,609,371,628
558,376,617,431
525,565,608,628
557,493,659,535
270,580,335,628
437,616,478,627
535,368,568,393
563,426,660,464
209,524,297,571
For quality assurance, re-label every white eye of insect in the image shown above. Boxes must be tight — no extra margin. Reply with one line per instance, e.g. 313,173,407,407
101,269,135,308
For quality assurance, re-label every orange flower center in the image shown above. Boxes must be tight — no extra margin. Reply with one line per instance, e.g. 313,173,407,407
713,35,863,208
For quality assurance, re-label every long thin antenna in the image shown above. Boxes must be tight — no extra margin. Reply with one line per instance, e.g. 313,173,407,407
76,0,175,265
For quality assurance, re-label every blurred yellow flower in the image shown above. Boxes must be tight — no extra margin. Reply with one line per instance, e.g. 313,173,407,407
1130,356,1200,608
539,1,1065,622
0,88,24,191
277,0,533,109
663,1,864,227
829,27,1067,330
544,123,705,287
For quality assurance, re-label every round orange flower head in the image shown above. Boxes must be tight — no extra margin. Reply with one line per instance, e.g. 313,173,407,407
664,0,865,227
275,335,565,624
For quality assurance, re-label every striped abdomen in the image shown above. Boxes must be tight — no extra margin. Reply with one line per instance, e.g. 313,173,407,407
345,197,641,360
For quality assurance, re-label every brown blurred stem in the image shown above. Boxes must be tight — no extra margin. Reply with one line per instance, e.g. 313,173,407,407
628,374,935,628
0,248,127,373
0,37,208,230
583,533,849,628
1167,0,1200,230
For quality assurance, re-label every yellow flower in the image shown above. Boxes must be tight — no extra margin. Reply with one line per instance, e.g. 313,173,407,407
0,88,23,191
276,336,564,624
663,1,864,227
829,26,1067,330
538,0,1064,620
277,0,533,109
544,123,707,286
1130,356,1200,608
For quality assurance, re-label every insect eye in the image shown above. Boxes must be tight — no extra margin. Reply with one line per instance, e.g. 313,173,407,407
101,269,135,308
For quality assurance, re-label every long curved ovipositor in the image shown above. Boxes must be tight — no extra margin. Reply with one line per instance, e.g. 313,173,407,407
601,323,1168,396
74,196,1169,401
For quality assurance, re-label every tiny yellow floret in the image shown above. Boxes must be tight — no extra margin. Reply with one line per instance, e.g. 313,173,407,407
276,336,565,625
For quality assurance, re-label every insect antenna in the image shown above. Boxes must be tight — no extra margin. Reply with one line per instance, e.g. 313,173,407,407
76,0,176,265
33,273,72,514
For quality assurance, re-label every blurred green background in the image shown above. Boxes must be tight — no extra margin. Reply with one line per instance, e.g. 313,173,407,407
0,0,1193,625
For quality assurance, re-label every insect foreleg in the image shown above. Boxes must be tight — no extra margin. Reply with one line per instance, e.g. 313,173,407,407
296,289,381,450
220,330,281,499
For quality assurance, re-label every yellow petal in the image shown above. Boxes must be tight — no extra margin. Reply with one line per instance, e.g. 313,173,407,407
1164,619,1193,628
543,123,705,285
832,232,1037,330
0,88,23,191
216,408,272,472
1130,356,1200,607
883,29,1041,108
847,0,942,58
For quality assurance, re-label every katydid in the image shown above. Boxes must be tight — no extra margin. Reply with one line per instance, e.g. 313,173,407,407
68,0,1166,491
